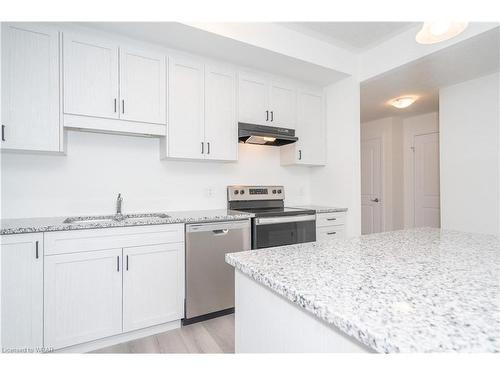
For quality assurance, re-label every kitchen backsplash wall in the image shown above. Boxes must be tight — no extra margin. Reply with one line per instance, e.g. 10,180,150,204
1,130,312,219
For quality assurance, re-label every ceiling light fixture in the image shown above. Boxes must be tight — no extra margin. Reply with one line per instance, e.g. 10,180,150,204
389,96,418,109
416,21,468,44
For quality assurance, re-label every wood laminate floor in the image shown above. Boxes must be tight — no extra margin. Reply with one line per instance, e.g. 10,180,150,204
91,314,235,354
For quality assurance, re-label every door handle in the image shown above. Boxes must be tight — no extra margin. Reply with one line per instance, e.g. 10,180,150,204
266,110,269,121
371,198,379,202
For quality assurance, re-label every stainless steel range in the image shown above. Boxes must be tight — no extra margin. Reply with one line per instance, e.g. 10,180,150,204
227,185,316,249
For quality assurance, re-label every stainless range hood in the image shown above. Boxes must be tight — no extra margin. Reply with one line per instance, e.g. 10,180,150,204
238,123,298,146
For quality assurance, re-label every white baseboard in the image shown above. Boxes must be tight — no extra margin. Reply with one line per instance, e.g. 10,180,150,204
55,320,181,353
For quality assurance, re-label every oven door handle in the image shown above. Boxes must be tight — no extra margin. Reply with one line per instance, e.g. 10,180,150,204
255,215,316,225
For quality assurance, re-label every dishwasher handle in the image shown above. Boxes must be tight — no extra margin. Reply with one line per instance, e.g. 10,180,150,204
212,229,229,235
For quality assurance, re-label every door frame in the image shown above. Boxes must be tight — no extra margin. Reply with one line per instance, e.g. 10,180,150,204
360,136,385,233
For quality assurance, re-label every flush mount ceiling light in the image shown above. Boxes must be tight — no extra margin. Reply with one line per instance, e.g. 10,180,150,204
416,21,468,44
388,96,418,109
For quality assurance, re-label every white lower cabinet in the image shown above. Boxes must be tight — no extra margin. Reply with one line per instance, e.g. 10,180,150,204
315,212,346,242
123,243,184,332
44,248,123,349
1,233,43,351
43,224,185,350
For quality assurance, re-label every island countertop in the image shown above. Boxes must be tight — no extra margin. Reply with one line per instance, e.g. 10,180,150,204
225,228,500,353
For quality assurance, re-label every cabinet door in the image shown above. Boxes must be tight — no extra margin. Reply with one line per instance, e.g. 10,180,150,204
123,243,184,332
269,81,296,128
63,33,119,119
1,23,60,152
238,72,269,126
204,64,237,161
119,48,166,124
167,56,204,159
44,248,123,349
1,233,43,350
295,89,326,165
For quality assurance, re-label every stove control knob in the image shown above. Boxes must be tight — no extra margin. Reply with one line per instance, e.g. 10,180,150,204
277,189,282,194
234,190,239,195
240,189,245,195
272,189,277,194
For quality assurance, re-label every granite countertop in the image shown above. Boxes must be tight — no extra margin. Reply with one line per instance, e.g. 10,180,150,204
226,228,500,353
289,205,348,214
0,209,254,235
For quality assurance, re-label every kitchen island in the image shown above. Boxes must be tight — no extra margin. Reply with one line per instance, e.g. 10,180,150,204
225,228,500,353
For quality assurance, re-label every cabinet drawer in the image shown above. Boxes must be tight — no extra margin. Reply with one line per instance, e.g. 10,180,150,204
316,225,345,242
44,224,184,256
316,212,345,227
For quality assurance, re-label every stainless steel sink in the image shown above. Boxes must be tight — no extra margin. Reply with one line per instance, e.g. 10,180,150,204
63,213,169,224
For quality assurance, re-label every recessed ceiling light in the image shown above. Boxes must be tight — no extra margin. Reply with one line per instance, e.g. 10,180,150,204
388,96,418,109
416,21,468,44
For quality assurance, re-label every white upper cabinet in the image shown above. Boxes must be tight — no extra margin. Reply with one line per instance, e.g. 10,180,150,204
281,87,326,166
162,57,238,161
204,64,237,161
63,33,119,119
269,81,296,128
165,55,205,159
119,48,166,124
1,233,44,350
1,23,61,152
238,72,269,126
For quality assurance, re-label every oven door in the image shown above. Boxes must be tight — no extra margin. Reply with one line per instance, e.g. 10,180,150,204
252,214,316,249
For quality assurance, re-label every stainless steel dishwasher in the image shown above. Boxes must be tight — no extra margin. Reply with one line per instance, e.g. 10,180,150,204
184,219,251,324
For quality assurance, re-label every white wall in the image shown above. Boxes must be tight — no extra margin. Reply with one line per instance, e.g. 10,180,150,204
310,77,361,237
440,73,500,235
1,131,312,219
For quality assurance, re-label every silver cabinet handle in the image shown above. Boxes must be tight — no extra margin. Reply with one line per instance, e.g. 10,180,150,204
299,150,302,160
327,231,337,235
117,256,120,272
266,110,269,121
114,98,117,113
201,142,204,154
121,100,125,114
35,241,39,259
256,214,315,225
207,142,210,154
270,111,274,122
212,229,229,235
126,255,129,271
371,198,379,202
327,218,337,221
1,124,5,142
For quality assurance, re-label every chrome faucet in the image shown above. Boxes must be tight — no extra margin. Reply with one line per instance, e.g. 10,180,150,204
116,193,123,218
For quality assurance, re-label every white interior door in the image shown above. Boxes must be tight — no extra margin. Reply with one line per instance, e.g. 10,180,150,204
123,243,184,332
119,48,166,124
269,81,296,128
361,138,382,234
1,23,60,152
167,56,204,159
414,132,440,227
238,72,269,126
44,248,123,349
63,33,119,119
204,64,237,161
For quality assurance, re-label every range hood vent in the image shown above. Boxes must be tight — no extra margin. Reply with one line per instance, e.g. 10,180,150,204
238,123,298,146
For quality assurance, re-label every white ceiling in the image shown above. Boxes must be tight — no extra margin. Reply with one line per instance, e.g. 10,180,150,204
84,22,348,85
281,22,417,52
361,26,500,122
